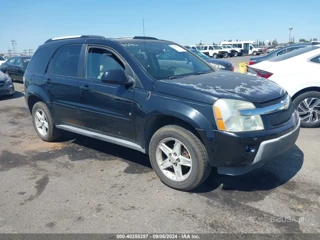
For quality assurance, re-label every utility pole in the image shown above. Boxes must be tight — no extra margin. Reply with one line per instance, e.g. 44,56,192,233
289,28,293,43
11,40,17,54
142,19,145,37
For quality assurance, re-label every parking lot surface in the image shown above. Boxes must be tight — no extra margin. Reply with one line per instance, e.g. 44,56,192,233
0,82,319,233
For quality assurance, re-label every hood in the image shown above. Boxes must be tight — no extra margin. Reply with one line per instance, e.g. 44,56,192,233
154,71,285,104
205,58,233,67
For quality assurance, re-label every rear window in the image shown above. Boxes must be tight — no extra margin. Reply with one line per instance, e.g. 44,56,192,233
270,46,316,62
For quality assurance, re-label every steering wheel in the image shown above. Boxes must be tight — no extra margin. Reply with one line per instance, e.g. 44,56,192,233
165,67,177,75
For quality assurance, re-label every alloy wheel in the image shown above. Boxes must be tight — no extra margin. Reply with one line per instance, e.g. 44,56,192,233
156,137,192,182
297,97,320,123
34,109,49,136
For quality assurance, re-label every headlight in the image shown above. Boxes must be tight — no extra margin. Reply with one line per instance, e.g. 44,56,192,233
5,77,12,84
210,63,225,69
213,99,264,132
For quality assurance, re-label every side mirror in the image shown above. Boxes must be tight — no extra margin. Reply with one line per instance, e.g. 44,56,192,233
101,69,133,86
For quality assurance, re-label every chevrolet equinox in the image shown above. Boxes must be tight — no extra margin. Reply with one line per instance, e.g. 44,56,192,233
24,35,300,191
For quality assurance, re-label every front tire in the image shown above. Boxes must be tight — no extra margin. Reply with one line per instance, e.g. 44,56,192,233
293,91,320,128
149,125,211,191
224,52,229,58
32,102,61,141
253,51,257,56
213,53,218,59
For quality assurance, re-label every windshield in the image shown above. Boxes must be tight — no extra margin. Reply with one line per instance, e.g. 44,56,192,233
122,41,212,80
252,44,259,48
213,46,222,50
191,49,210,60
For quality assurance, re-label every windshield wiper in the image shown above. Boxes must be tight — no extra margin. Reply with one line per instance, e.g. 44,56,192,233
196,71,209,75
168,75,185,80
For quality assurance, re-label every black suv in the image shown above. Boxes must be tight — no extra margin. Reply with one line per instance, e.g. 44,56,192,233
24,35,300,191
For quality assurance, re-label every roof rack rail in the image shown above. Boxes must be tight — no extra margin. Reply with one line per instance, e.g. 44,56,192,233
44,35,106,43
133,36,158,40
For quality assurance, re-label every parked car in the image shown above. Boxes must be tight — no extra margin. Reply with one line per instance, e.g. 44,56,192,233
199,45,227,58
0,55,7,66
0,56,31,82
249,43,310,65
220,45,242,57
190,49,234,71
24,35,300,191
0,71,15,97
249,45,320,128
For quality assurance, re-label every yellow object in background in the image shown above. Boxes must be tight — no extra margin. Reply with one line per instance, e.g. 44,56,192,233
239,62,248,74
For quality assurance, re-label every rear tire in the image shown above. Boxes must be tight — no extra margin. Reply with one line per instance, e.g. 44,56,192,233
149,125,211,191
224,52,229,58
233,51,238,57
213,53,218,59
293,91,320,128
32,102,61,141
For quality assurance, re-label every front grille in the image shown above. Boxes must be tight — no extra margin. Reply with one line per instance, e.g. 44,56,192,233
268,103,294,126
257,94,293,126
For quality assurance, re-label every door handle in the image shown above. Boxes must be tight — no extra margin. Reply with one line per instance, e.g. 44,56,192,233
46,78,52,84
81,85,91,91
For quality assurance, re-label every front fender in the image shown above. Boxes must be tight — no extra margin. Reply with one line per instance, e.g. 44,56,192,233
145,94,215,131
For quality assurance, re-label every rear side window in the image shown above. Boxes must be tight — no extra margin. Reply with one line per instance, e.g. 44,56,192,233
270,46,316,62
47,45,81,77
310,55,320,63
27,47,55,74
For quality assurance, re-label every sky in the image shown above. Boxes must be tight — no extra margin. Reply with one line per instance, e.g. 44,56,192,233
1,0,319,53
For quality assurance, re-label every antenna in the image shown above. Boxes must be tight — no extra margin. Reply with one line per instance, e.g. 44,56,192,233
142,19,145,37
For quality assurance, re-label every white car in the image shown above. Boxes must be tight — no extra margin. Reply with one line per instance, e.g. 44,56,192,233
0,55,6,66
249,46,320,127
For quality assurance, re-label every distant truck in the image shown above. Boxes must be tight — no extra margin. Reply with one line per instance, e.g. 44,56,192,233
198,45,228,58
220,45,243,57
221,41,263,55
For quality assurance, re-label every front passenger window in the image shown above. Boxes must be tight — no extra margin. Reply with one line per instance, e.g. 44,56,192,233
86,48,124,80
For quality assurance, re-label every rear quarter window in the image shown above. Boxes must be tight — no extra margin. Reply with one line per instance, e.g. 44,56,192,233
310,55,320,63
270,46,316,62
26,46,55,74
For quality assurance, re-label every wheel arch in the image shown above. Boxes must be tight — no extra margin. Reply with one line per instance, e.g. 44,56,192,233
143,112,211,154
291,87,320,101
26,85,51,113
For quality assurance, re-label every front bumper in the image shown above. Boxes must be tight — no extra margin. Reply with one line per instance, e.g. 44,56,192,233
0,84,15,96
197,111,300,175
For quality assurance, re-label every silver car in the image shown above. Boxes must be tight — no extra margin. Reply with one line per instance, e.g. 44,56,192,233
0,71,15,97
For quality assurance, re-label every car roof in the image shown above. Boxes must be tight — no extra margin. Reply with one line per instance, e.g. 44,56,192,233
44,35,164,44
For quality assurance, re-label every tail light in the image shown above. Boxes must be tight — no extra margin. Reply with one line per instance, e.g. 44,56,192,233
232,67,234,72
257,71,273,79
250,67,273,79
248,61,256,65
